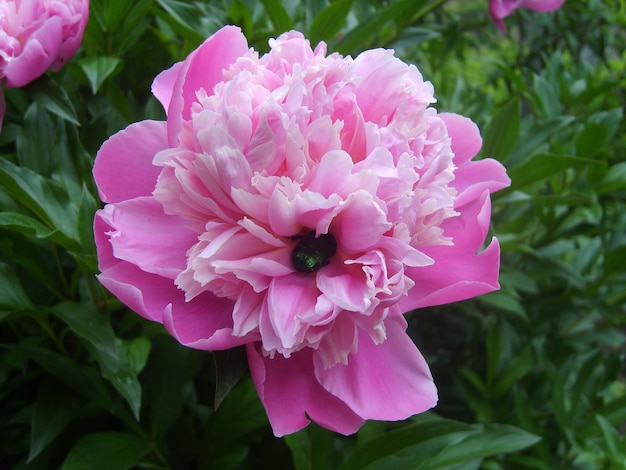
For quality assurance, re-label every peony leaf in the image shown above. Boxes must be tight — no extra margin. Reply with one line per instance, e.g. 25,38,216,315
13,343,113,410
61,432,152,470
481,97,520,161
16,102,60,175
77,56,123,95
335,0,429,54
49,301,145,419
145,336,203,441
504,152,598,193
0,157,80,248
0,261,35,312
285,424,342,470
154,0,212,43
261,0,295,33
23,75,79,125
340,414,541,469
212,346,248,409
201,379,269,469
308,0,353,47
28,381,81,463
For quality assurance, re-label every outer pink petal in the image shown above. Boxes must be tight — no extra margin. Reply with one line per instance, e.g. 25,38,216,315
400,237,501,311
93,120,167,203
97,198,198,279
163,292,254,351
95,212,179,323
167,26,249,145
151,61,184,114
315,315,437,421
453,158,511,208
3,38,52,87
429,191,494,257
52,0,90,71
439,113,482,166
247,344,365,437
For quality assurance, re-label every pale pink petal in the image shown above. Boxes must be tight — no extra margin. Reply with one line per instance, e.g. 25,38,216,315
315,315,437,420
333,191,391,253
247,344,365,437
93,120,167,203
267,275,318,351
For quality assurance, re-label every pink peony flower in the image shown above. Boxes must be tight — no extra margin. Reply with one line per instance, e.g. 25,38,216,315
0,0,89,127
489,0,565,31
93,26,510,436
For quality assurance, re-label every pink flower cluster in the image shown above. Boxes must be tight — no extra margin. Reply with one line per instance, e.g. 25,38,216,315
489,0,565,31
0,0,89,127
94,26,510,436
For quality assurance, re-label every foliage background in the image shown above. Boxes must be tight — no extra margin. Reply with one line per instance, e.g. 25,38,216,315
1,0,625,468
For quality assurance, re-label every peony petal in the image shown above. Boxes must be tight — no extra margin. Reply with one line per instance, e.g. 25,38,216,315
96,211,178,323
439,113,482,166
315,315,437,420
3,38,52,88
97,198,197,279
247,344,365,437
267,275,318,351
400,237,502,311
453,158,511,208
93,120,168,203
333,191,391,253
151,61,184,114
167,26,249,144
163,291,254,350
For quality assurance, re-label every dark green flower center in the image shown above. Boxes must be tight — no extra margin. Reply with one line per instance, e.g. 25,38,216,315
291,230,337,273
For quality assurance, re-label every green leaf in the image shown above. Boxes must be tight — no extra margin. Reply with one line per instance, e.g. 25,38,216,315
339,414,540,470
504,152,598,193
23,75,79,125
261,0,295,33
492,346,534,398
145,336,203,441
77,57,123,94
0,157,80,248
481,97,521,161
598,161,626,194
335,0,428,54
155,0,210,44
12,343,113,409
0,261,35,312
0,211,76,249
16,101,59,175
213,346,248,409
420,423,541,469
62,432,152,470
49,301,145,419
29,381,81,462
286,423,342,470
201,379,269,469
575,121,609,157
308,0,353,47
